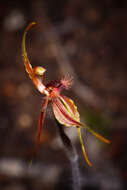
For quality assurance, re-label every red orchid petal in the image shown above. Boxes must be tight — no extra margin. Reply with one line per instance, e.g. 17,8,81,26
52,96,110,144
52,99,76,126
59,95,80,121
36,97,48,147
30,97,48,164
52,96,92,166
51,95,110,166
51,96,80,127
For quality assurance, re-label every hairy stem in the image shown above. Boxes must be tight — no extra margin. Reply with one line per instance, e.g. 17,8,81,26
56,120,81,190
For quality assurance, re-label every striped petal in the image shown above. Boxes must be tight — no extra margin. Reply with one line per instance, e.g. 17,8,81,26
60,95,80,121
51,95,110,166
51,96,80,127
52,95,110,145
51,96,92,165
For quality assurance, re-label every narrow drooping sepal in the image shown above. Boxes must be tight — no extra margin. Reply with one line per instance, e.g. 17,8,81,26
36,97,49,148
80,122,110,144
77,127,92,167
30,97,49,164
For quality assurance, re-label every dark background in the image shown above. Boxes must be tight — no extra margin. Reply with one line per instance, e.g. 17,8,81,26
0,0,127,189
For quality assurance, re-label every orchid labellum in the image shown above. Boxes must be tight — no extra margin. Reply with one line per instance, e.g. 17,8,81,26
22,23,110,166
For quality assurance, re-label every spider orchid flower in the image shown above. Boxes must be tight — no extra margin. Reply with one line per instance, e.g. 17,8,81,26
22,23,110,166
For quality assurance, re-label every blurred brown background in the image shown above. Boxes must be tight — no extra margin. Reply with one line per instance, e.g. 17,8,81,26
0,0,127,189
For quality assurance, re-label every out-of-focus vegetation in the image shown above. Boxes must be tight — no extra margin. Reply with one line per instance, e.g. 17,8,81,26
0,0,127,189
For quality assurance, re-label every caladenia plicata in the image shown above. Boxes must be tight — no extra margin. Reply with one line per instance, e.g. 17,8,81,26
22,22,110,167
